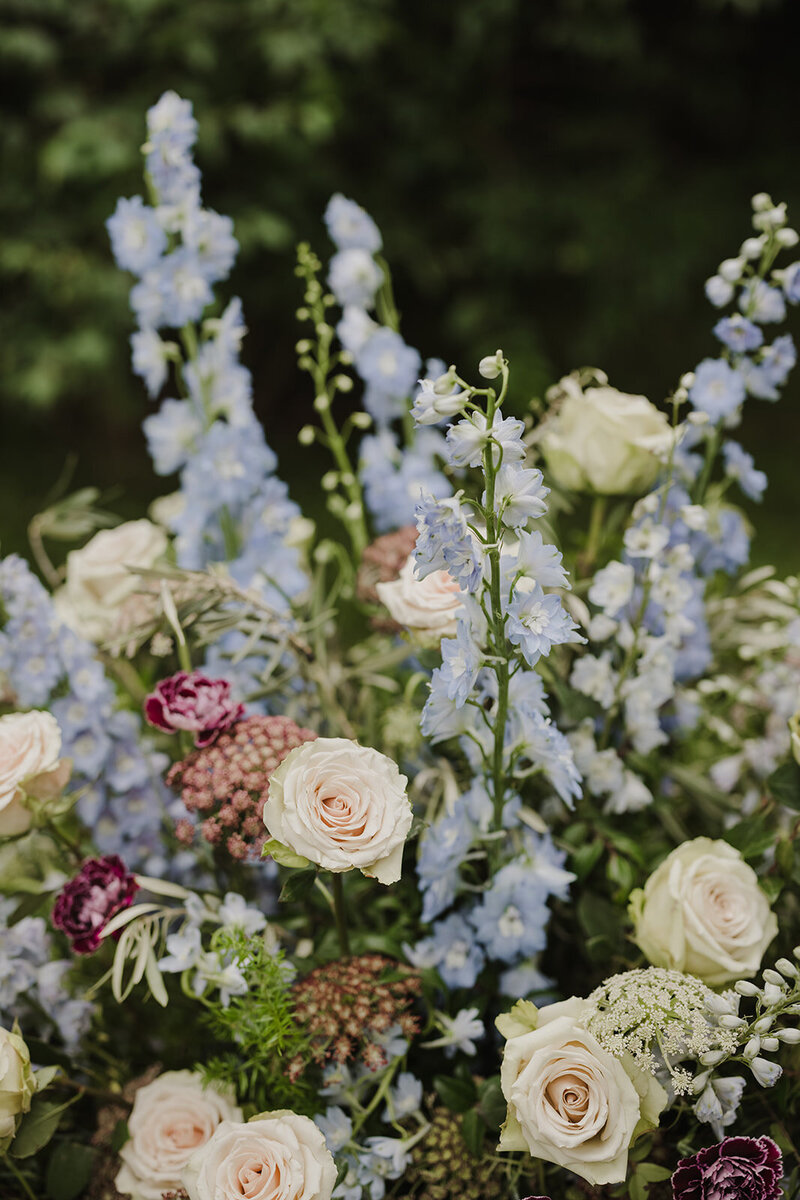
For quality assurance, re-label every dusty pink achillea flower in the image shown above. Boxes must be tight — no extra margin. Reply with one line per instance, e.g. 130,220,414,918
144,671,244,747
167,715,316,860
52,855,139,954
672,1135,783,1200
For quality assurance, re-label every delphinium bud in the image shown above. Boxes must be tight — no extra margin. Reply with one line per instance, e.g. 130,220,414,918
478,350,504,379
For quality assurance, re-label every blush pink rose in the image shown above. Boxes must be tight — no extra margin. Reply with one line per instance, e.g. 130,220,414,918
0,710,70,836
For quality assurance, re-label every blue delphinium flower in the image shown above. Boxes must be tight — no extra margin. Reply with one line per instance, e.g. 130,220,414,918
328,248,383,309
470,861,550,963
143,398,203,475
107,196,167,275
324,193,383,253
414,492,481,591
688,358,746,422
722,441,767,501
356,329,421,421
784,262,800,304
713,314,763,353
439,620,482,707
506,584,581,667
739,278,786,324
406,912,485,989
359,429,450,532
417,808,476,923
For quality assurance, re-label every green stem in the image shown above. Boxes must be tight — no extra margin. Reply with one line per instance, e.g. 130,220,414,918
580,494,608,576
693,427,721,506
2,1153,38,1200
482,366,512,846
331,873,351,957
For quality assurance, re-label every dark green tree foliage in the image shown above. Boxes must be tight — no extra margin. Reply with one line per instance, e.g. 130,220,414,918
1,0,798,566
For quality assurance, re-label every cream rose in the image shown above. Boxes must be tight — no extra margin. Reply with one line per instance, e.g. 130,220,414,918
0,1024,35,1152
375,556,464,639
115,1070,242,1200
182,1112,337,1200
540,378,673,495
629,837,778,985
790,700,800,766
0,710,69,837
55,519,168,642
497,997,666,1187
263,737,412,885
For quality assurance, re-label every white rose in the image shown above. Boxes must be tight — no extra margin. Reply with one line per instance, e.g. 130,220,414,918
55,519,168,642
0,711,69,837
115,1070,242,1200
375,556,464,639
629,837,778,985
497,997,666,1187
790,702,800,766
263,737,412,885
0,1024,35,1151
182,1112,337,1200
540,379,673,495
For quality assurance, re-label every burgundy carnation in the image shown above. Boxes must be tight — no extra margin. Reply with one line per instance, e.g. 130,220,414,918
672,1136,783,1200
144,671,244,747
52,855,139,954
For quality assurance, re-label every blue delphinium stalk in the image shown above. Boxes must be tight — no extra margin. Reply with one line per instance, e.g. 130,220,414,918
0,555,175,870
571,195,799,787
321,193,451,532
0,898,93,1050
405,352,581,994
108,92,305,615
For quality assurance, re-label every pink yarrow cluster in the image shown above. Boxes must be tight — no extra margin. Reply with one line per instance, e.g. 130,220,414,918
52,855,139,954
167,715,317,860
144,671,244,747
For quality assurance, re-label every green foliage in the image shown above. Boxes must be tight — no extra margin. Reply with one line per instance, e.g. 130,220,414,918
198,926,314,1114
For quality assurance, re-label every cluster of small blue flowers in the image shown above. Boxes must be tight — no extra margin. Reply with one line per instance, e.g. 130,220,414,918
108,92,306,618
699,193,798,422
572,195,798,787
0,897,93,1050
323,194,451,531
409,780,574,989
0,555,174,869
404,356,580,993
317,1067,427,1200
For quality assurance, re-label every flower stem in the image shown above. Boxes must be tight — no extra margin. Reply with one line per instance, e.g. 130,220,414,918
579,493,607,576
331,873,351,957
2,1153,38,1200
481,366,512,844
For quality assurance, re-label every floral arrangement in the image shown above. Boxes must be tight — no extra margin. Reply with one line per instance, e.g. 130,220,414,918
2,90,800,1200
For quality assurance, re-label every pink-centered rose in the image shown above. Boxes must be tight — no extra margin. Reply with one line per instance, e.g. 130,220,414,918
0,710,70,837
263,737,412,885
375,555,464,639
115,1070,242,1200
144,671,244,747
182,1112,336,1200
52,855,139,954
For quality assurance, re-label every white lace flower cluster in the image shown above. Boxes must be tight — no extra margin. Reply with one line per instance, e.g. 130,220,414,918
582,967,738,1096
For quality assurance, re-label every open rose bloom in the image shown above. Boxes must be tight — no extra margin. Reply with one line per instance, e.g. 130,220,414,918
629,837,778,985
375,555,465,639
262,736,412,885
116,1070,242,1200
0,710,70,836
181,1112,337,1200
497,998,666,1186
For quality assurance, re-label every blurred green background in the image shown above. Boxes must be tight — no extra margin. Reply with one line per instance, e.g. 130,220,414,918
1,0,798,570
